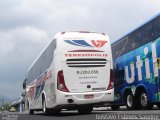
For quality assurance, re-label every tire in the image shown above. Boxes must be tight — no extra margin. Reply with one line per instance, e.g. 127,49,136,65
138,90,153,110
42,98,50,116
124,92,135,110
111,106,120,110
29,109,34,115
78,105,93,114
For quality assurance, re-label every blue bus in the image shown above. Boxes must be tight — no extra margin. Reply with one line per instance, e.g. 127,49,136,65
111,13,160,110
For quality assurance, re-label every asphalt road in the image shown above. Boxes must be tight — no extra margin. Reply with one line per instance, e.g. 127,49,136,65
0,107,160,120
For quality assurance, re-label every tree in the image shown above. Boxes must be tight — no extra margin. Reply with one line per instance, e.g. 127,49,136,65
2,103,10,110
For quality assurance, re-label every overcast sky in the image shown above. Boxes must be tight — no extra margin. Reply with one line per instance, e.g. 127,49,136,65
0,0,160,99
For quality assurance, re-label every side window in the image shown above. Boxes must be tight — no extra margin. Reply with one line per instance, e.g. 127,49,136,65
112,46,117,59
112,44,121,59
142,23,153,45
27,39,56,84
112,37,127,59
35,58,41,78
41,39,56,73
47,40,55,69
154,17,160,40
41,51,47,73
120,37,128,55
125,37,132,52
27,69,32,84
126,30,142,52
27,60,41,84
30,57,41,81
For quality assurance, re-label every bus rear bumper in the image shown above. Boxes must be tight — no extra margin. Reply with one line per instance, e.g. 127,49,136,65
56,89,114,106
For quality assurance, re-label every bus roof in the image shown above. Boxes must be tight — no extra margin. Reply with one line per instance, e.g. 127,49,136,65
112,12,160,46
55,31,107,37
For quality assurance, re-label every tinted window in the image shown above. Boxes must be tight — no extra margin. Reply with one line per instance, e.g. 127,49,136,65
41,51,47,73
141,23,153,45
27,39,56,84
126,30,142,52
27,57,41,84
41,40,55,73
154,17,160,40
112,37,128,59
112,15,160,59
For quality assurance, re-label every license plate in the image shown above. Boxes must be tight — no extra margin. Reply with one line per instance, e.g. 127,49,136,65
84,94,94,99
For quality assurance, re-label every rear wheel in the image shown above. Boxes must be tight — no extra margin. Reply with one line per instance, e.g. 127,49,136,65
138,90,153,110
125,92,135,110
78,105,93,114
42,97,51,116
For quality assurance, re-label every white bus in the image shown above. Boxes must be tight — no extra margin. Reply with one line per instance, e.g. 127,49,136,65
25,31,114,115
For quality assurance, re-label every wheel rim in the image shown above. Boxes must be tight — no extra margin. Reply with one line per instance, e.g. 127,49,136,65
43,100,46,113
140,93,148,107
127,94,133,107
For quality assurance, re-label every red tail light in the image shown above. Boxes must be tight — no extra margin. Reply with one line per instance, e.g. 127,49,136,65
57,70,69,92
107,69,114,90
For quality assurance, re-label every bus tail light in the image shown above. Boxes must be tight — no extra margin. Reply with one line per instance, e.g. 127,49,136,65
57,70,69,92
107,69,114,90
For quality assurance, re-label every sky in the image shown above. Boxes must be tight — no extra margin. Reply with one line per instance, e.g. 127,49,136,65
0,0,160,99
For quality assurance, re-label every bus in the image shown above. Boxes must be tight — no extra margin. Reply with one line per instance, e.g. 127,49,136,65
111,13,160,110
24,31,114,115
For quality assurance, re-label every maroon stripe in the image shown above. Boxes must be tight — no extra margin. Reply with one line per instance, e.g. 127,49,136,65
68,50,104,52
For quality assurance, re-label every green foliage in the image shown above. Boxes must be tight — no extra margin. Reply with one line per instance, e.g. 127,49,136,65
2,103,10,110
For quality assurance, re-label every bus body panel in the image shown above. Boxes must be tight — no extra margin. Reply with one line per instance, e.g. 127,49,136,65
25,32,114,111
114,40,160,103
111,14,160,109
58,32,112,93
62,61,111,93
56,89,114,105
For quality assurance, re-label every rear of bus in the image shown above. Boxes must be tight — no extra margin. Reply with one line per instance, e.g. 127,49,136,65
55,32,114,111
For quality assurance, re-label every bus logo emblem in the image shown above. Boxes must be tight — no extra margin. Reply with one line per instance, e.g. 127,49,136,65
91,40,107,48
64,40,107,48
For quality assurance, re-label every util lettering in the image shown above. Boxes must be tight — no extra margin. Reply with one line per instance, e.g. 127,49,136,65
125,43,158,84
